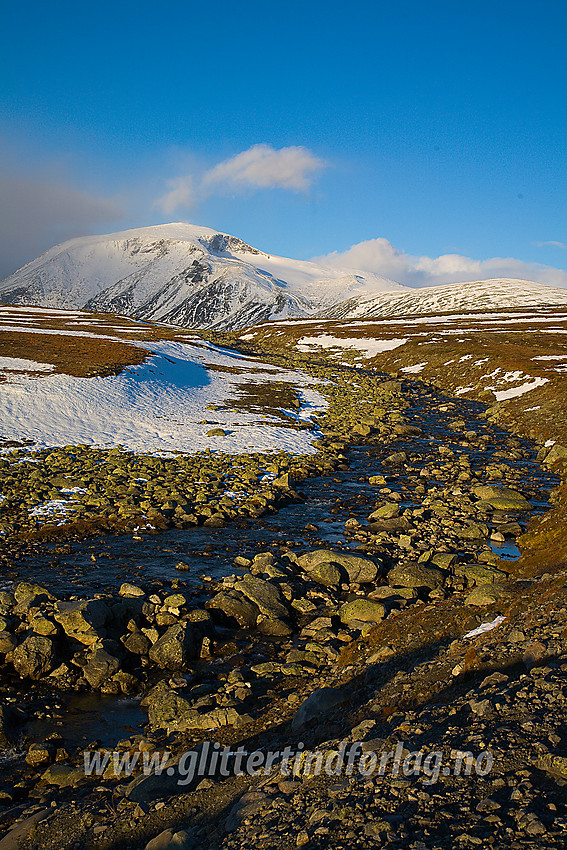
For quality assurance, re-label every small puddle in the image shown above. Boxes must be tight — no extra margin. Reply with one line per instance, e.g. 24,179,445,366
27,693,146,751
488,541,521,560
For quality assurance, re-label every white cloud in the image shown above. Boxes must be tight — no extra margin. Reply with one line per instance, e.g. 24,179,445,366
155,175,196,216
202,144,325,191
534,240,566,249
155,144,326,214
314,237,567,289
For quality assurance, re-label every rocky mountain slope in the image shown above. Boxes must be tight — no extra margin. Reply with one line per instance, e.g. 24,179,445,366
3,224,567,330
0,224,401,331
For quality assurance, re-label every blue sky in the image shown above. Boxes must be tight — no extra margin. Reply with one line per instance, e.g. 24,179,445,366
1,0,566,285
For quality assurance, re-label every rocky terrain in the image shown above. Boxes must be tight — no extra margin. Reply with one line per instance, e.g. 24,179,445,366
0,341,566,850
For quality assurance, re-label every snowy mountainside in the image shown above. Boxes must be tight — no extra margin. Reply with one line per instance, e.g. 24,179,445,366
321,278,567,319
0,224,402,331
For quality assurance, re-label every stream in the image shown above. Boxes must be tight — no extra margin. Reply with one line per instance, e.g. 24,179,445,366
1,390,560,755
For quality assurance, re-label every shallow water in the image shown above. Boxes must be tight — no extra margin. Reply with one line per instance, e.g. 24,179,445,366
27,693,146,751
7,392,558,596
488,541,522,560
1,390,560,759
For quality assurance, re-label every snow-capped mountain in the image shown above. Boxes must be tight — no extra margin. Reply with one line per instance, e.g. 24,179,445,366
2,224,567,329
321,278,567,320
0,223,402,331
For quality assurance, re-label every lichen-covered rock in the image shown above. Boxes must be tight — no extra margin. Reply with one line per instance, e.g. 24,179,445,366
257,617,292,637
13,582,54,608
40,764,84,787
543,444,567,467
465,584,513,606
13,634,55,680
234,574,289,620
387,562,444,589
119,583,145,598
82,648,121,689
0,631,16,655
368,504,400,521
148,623,196,671
339,598,386,625
53,599,110,636
207,591,260,628
297,549,379,584
472,485,532,511
455,562,507,586
123,630,152,656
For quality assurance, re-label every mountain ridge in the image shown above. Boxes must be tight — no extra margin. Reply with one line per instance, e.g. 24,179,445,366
2,223,567,329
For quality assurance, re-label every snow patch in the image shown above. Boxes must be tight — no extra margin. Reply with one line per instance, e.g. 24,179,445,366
296,334,407,358
463,616,506,639
490,376,549,401
400,361,427,374
0,339,328,455
0,357,54,372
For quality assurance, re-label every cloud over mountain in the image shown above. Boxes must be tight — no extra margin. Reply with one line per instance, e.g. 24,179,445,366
0,171,123,279
314,237,567,289
155,144,326,214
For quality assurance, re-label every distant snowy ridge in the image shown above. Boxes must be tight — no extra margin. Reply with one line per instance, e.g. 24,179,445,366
2,224,567,330
321,278,567,319
0,223,401,331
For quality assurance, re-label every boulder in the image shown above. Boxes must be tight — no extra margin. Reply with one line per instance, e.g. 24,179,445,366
119,583,145,598
387,562,444,589
368,503,400,521
455,563,507,587
148,623,196,671
13,582,55,606
339,598,386,625
257,617,293,637
0,631,16,655
123,630,152,656
465,584,513,607
297,549,379,584
272,473,294,490
543,444,567,467
303,561,342,588
13,634,55,680
459,523,489,539
40,764,84,787
146,682,248,734
0,591,15,614
82,648,121,689
30,615,59,636
26,741,55,768
54,599,110,636
383,451,407,465
291,686,349,733
144,828,193,850
235,575,289,620
146,681,199,733
472,485,532,511
368,516,412,533
207,591,259,629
